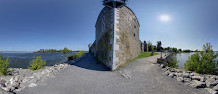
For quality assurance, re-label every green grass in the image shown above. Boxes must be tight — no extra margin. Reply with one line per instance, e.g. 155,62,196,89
67,51,86,61
115,52,158,71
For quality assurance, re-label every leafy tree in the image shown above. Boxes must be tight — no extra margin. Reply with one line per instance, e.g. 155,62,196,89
178,49,182,52
184,43,218,74
148,41,153,51
157,41,162,52
172,48,177,52
28,56,46,70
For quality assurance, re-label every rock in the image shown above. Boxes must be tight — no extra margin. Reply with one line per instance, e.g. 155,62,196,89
169,73,175,78
28,83,37,87
184,78,191,83
160,64,165,68
164,71,170,76
206,78,218,88
192,76,203,81
1,87,10,92
213,84,218,91
0,79,6,85
174,73,183,77
201,77,207,82
14,76,19,82
183,73,190,78
207,88,218,94
189,80,206,88
177,77,184,82
190,73,199,76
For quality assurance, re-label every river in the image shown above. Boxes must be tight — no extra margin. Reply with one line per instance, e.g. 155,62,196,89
0,52,76,69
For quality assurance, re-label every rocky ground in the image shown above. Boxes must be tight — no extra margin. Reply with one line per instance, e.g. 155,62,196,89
16,53,209,94
161,64,218,94
0,63,70,93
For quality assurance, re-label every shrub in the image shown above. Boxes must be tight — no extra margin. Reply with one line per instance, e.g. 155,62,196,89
166,56,179,68
68,51,85,61
0,57,12,75
28,56,46,70
184,43,218,74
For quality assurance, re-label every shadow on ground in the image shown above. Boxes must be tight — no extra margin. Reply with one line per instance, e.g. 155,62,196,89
69,53,110,71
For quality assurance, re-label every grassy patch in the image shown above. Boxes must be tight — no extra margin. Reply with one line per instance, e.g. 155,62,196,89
67,51,85,61
115,52,158,71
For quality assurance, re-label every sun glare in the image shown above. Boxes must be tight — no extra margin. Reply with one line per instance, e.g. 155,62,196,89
160,15,170,22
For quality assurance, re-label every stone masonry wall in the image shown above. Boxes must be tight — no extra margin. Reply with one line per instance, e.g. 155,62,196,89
94,7,114,69
90,6,141,70
113,6,141,69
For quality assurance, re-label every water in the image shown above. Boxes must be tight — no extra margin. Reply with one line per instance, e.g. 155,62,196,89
0,52,76,69
176,52,218,68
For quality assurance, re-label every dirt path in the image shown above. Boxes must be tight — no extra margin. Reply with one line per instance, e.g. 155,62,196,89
17,53,208,94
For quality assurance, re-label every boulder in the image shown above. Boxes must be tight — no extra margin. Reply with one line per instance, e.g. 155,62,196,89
0,79,6,84
174,73,183,77
169,73,175,78
192,76,203,81
213,84,218,91
190,73,199,76
189,80,206,88
208,88,218,94
206,78,218,88
177,77,184,82
184,78,191,83
160,64,165,68
164,71,170,76
183,73,190,78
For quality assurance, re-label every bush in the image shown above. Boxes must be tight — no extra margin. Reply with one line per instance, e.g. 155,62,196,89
68,51,85,61
184,43,218,74
0,57,12,75
28,56,46,70
166,56,179,68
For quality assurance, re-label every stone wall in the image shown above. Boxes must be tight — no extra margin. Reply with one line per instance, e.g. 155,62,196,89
93,7,114,68
90,6,141,70
113,6,141,69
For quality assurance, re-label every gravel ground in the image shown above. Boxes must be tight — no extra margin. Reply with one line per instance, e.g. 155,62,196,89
17,53,209,94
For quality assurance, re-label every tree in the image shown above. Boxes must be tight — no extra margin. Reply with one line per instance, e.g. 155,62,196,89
172,47,177,52
148,41,153,51
143,41,147,52
0,57,12,75
178,49,182,52
157,41,162,52
184,43,218,74
28,56,46,70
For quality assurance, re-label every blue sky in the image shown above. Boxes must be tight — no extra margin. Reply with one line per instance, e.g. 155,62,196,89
0,0,217,51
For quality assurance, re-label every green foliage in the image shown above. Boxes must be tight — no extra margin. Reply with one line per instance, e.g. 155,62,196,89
184,43,218,74
147,42,154,51
36,47,76,53
0,53,3,59
157,41,162,52
172,48,177,53
166,56,179,68
28,56,46,70
183,49,191,52
0,57,12,75
68,51,85,61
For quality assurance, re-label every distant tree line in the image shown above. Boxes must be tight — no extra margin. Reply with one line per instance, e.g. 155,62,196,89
36,47,79,53
143,40,197,53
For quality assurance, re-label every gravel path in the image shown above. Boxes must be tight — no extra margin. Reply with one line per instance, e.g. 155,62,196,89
17,53,209,94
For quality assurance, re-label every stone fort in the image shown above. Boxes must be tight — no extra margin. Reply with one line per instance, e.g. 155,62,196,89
89,0,144,70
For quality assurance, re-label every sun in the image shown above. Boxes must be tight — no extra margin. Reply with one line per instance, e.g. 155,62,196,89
160,15,170,22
